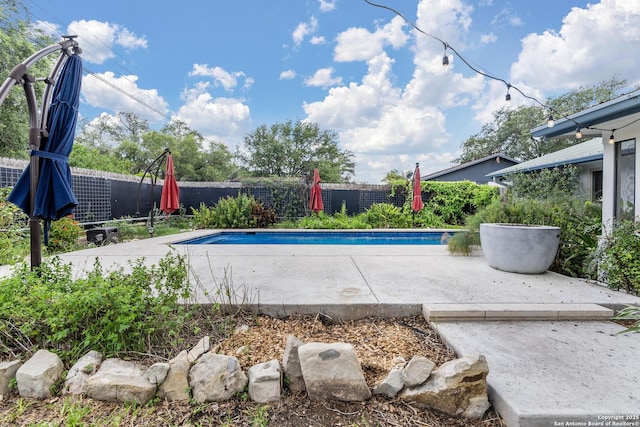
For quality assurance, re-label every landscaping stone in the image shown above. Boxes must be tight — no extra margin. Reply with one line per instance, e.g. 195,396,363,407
189,353,247,402
248,359,282,403
84,358,155,405
298,342,371,402
188,336,210,363
402,355,435,387
16,349,63,399
0,360,22,400
282,335,305,393
64,350,103,395
157,350,190,401
399,354,490,419
373,365,404,398
144,362,170,386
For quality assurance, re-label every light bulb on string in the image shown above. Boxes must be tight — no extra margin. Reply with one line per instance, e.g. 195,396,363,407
547,114,555,128
442,44,449,66
505,84,511,102
609,132,615,144
575,126,582,139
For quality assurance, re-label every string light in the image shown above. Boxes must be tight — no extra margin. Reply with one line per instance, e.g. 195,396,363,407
442,43,449,66
363,0,640,139
609,132,615,144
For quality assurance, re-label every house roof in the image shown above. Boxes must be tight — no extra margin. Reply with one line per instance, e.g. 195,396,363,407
531,89,640,139
421,153,518,180
487,138,603,178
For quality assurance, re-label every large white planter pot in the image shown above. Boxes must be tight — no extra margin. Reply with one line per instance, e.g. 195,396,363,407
479,223,561,274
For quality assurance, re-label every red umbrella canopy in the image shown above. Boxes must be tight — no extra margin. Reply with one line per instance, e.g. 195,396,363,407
160,154,180,216
412,163,424,212
309,167,324,213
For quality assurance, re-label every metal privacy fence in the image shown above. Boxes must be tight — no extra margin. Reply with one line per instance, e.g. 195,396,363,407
1,158,403,224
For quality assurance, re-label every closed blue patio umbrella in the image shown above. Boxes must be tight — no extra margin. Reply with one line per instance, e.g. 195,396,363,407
8,54,83,248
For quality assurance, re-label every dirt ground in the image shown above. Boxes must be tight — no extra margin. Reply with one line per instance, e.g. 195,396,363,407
0,315,506,426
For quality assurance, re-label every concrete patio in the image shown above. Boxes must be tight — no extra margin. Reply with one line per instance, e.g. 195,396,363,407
5,229,639,427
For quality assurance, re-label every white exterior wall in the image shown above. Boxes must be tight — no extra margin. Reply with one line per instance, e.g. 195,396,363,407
602,124,640,232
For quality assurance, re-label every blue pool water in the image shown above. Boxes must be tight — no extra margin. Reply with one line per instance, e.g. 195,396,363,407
176,230,452,245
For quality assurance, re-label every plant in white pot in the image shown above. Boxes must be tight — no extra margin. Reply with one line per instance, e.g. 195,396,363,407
447,198,600,276
479,223,560,274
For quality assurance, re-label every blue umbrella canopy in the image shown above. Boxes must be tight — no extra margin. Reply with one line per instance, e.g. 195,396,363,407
8,54,83,243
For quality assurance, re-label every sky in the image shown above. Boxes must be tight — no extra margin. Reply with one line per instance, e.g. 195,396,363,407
23,0,640,183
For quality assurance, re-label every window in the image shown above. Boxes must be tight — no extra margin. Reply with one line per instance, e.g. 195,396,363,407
591,170,603,202
615,139,636,220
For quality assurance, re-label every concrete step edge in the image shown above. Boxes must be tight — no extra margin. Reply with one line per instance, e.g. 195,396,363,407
422,303,614,322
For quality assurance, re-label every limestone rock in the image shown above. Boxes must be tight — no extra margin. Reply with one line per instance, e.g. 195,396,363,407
16,349,63,399
248,359,281,402
298,342,371,402
189,353,247,402
0,360,22,400
282,335,305,393
157,350,190,401
402,355,435,387
144,362,170,386
84,358,155,405
188,336,210,363
399,354,490,419
373,365,404,398
64,350,103,395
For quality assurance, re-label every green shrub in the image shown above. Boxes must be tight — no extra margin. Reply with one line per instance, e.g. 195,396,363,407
590,219,640,295
0,187,29,264
47,216,84,252
192,194,277,229
0,252,192,362
507,165,581,200
361,203,409,228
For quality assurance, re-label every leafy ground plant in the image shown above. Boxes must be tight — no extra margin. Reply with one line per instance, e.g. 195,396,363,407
0,251,195,362
613,306,640,333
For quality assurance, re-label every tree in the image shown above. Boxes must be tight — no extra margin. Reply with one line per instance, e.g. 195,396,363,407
455,78,629,164
0,0,55,158
73,115,237,181
237,120,355,183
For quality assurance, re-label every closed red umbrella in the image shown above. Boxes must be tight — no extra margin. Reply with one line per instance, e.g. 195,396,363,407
412,163,424,212
309,167,324,213
160,154,180,216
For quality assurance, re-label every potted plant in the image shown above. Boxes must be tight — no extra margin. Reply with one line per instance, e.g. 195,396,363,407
479,222,560,274
447,199,571,274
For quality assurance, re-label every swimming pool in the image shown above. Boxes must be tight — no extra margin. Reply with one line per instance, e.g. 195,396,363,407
176,230,453,245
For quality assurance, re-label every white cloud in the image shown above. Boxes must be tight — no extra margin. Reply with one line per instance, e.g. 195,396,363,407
81,71,169,122
319,0,337,12
334,15,407,62
310,36,326,45
491,9,523,28
32,20,59,38
303,0,503,183
279,69,297,80
292,16,318,46
189,64,253,92
66,20,146,64
116,28,148,50
480,32,497,44
174,82,252,146
510,0,640,92
304,67,343,88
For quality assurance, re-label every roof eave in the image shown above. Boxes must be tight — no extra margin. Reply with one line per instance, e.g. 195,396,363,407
531,91,640,139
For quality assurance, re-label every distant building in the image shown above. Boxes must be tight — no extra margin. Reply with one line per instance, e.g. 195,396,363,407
530,88,640,228
421,153,519,184
487,138,603,201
